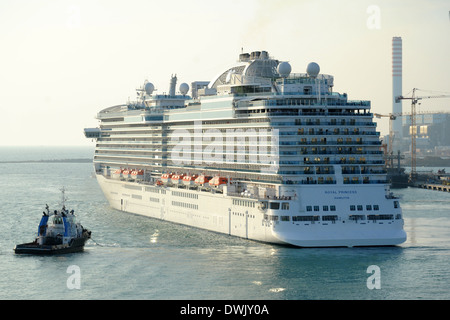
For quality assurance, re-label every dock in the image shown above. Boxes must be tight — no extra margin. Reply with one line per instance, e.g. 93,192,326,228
417,183,450,192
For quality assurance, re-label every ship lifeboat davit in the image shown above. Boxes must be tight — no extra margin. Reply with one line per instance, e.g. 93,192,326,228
122,169,131,180
210,176,228,189
171,174,184,185
161,173,173,185
131,169,144,181
195,175,212,187
112,169,123,180
183,174,198,187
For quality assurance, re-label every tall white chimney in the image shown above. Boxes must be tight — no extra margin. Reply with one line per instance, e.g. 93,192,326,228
392,37,403,145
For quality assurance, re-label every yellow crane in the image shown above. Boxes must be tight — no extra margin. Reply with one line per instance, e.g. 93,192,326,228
395,88,450,182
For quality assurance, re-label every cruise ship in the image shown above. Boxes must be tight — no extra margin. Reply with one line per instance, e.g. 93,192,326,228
84,50,407,247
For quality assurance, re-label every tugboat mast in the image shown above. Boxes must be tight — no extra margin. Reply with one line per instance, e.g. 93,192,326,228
60,187,67,210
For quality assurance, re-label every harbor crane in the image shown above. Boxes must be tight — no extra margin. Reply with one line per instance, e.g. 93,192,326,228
395,88,450,182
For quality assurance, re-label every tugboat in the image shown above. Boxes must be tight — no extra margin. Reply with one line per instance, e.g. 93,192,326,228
14,188,91,255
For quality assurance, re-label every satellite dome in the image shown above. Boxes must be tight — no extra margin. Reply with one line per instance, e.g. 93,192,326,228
277,62,291,78
306,62,320,78
144,82,154,95
179,83,189,95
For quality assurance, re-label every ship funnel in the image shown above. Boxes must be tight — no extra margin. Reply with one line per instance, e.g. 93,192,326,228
169,74,177,96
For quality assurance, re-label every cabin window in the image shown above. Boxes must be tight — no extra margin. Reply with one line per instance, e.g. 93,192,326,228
322,215,338,222
304,86,312,94
51,216,63,225
270,202,280,210
349,215,365,221
368,214,394,221
293,215,319,222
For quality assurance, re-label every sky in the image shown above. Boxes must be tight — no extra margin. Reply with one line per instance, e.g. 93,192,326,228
0,0,449,146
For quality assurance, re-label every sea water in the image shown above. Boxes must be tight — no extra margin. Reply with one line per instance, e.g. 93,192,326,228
0,146,449,300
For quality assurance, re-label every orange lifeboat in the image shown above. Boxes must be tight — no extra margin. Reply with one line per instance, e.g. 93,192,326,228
131,169,144,180
182,174,198,187
122,169,131,179
161,173,172,185
112,169,123,180
210,176,228,188
171,174,184,185
195,175,212,187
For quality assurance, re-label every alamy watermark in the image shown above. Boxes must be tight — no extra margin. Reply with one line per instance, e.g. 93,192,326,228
366,265,381,289
170,121,280,173
66,265,81,290
367,5,381,30
66,5,81,30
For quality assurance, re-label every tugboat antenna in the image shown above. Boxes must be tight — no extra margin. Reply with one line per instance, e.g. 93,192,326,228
60,187,68,209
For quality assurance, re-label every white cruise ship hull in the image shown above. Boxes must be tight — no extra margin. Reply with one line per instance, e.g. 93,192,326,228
96,174,406,247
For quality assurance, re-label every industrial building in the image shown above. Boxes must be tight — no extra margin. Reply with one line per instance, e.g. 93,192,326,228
402,112,450,156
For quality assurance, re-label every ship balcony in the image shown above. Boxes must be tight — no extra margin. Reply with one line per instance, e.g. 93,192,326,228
270,120,376,128
281,177,336,185
279,140,381,146
341,168,387,174
95,141,164,147
235,96,370,109
293,129,380,136
96,146,164,153
343,177,388,184
234,110,375,120
288,149,383,155
280,175,388,185
84,128,102,138
278,165,386,174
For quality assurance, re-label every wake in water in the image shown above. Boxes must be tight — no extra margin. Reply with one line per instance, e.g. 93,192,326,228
88,239,120,247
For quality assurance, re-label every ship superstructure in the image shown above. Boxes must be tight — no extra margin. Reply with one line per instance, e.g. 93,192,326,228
85,50,406,247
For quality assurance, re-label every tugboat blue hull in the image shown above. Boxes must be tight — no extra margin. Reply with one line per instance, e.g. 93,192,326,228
14,236,89,255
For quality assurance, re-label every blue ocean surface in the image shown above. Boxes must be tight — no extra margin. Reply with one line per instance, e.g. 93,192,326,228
0,146,449,300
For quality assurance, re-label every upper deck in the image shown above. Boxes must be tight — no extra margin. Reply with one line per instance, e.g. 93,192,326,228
86,50,387,187
95,49,371,125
